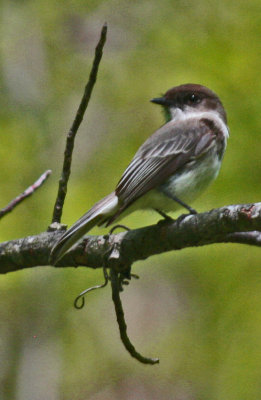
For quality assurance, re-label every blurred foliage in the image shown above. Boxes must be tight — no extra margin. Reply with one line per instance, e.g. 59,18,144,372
0,0,261,399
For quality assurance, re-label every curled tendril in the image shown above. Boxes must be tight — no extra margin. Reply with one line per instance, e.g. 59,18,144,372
74,267,109,309
109,224,130,234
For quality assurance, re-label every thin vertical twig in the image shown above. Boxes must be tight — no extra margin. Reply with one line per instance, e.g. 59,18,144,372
110,268,159,365
52,23,108,224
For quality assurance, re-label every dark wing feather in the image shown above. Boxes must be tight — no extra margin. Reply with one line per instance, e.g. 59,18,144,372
115,118,217,211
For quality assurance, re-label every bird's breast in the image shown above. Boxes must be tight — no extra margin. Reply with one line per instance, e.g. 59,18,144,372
132,148,222,213
160,148,222,208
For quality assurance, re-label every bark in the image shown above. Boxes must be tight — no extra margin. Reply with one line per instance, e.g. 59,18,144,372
1,202,260,275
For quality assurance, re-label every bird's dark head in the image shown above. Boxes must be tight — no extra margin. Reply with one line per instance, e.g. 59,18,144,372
151,83,227,123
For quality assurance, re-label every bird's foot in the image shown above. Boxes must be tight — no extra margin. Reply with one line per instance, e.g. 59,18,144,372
154,208,174,222
186,206,197,215
176,210,197,225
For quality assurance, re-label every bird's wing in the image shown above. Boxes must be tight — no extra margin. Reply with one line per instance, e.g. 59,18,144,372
114,117,220,211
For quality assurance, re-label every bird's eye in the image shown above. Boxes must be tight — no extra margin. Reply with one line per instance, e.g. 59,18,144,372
185,93,201,105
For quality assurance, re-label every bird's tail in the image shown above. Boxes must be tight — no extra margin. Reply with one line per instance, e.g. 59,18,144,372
49,192,118,264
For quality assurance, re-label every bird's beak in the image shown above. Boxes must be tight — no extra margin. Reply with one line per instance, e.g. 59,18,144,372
150,96,170,106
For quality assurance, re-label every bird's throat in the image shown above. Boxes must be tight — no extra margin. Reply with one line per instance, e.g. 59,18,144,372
162,106,172,122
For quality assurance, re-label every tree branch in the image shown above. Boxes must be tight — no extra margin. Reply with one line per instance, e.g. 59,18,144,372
51,23,107,224
110,268,159,364
223,230,261,246
0,170,52,220
1,202,261,274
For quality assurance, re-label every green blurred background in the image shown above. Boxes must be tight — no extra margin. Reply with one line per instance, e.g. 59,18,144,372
1,0,261,399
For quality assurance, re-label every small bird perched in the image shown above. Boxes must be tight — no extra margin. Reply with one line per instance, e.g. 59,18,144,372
50,83,229,264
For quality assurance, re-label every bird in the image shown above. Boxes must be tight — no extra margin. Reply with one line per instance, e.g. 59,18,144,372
50,83,229,264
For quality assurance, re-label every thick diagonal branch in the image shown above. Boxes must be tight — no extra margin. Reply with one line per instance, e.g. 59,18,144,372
1,202,261,274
